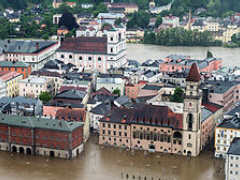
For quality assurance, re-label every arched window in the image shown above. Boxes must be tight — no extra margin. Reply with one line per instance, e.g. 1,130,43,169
61,54,64,58
69,55,72,59
98,57,101,61
173,131,182,139
79,56,82,60
188,114,193,130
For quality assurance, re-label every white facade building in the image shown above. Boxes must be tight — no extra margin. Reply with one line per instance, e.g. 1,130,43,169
18,76,55,98
0,40,60,71
96,74,126,95
215,114,240,158
225,137,240,180
56,27,127,73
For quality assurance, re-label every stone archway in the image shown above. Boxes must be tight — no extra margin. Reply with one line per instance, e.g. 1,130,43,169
19,147,25,154
50,151,55,157
12,146,17,153
26,148,31,155
187,151,192,156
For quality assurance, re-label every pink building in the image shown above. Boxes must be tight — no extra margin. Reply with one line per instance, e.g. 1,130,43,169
125,81,147,99
201,103,223,148
203,80,240,112
159,55,222,73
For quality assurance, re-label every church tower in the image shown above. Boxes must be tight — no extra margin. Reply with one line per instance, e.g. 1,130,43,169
182,63,202,157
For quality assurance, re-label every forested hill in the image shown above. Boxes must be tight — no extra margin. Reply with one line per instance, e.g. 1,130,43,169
0,0,51,10
171,0,240,17
0,0,240,17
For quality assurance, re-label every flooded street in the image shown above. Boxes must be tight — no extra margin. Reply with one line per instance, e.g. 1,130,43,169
0,136,224,180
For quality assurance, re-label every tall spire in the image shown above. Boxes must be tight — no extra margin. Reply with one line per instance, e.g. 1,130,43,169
186,63,201,82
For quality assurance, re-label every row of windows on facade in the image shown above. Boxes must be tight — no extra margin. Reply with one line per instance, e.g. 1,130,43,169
231,156,240,160
102,123,128,130
229,170,239,175
0,67,26,72
102,123,172,133
101,137,192,149
217,133,239,138
25,84,44,88
230,163,240,168
61,55,104,61
8,56,36,61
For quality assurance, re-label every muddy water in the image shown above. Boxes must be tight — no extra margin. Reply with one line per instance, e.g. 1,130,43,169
0,136,224,180
126,44,240,67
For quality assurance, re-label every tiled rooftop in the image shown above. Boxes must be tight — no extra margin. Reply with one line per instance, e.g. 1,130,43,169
0,71,22,81
0,113,83,132
0,61,30,68
227,137,240,155
0,40,56,54
58,37,107,54
101,104,183,129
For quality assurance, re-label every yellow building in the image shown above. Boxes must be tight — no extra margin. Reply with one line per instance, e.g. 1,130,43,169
0,71,23,97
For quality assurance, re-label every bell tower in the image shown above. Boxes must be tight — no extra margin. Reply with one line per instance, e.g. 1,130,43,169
182,63,202,157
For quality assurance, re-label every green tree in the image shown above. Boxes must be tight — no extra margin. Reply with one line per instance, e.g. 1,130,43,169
207,50,213,58
127,11,150,29
170,87,184,103
39,91,52,103
59,11,79,30
93,3,108,17
144,31,156,44
115,18,122,26
113,88,121,97
155,16,162,28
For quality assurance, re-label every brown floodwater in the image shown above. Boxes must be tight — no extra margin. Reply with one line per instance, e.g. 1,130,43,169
0,136,224,180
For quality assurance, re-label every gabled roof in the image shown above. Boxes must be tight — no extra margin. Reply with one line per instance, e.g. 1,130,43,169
55,108,85,122
58,37,107,54
186,63,201,82
0,113,83,132
227,137,240,155
202,102,223,113
100,104,183,129
91,87,113,97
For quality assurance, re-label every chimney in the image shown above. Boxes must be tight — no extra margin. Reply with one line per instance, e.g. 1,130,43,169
59,121,62,127
36,42,39,50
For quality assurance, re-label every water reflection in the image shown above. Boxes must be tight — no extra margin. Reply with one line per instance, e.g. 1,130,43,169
0,136,224,180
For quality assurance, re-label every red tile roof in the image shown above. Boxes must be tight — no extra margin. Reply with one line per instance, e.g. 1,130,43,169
59,86,87,93
55,107,86,122
186,63,201,82
202,103,223,113
58,37,108,54
0,71,22,81
91,87,113,97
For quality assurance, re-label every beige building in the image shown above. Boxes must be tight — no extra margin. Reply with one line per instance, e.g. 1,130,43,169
99,63,207,157
19,76,55,98
0,71,23,97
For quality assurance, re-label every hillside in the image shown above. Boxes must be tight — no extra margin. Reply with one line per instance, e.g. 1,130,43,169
171,0,240,17
0,0,240,17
